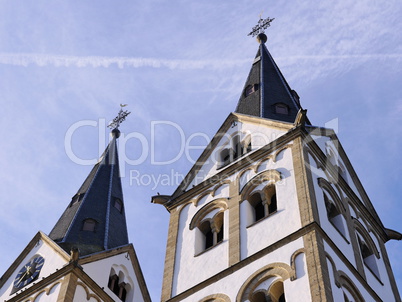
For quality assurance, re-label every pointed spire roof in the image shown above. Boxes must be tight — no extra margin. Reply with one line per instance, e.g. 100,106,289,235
235,33,310,124
49,128,129,256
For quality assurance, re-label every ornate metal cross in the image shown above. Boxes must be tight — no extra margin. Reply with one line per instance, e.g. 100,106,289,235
107,104,131,129
248,16,275,37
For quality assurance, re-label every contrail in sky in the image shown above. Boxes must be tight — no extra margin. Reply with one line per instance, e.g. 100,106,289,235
0,53,400,69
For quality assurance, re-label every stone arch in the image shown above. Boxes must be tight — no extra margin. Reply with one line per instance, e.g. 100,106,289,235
240,169,281,197
347,200,359,219
290,248,306,279
189,198,229,230
193,190,214,207
237,167,256,192
76,282,102,302
325,252,341,287
306,148,326,170
317,178,346,214
255,155,273,173
337,271,364,302
28,282,61,302
198,293,231,302
236,262,295,302
211,180,231,197
272,144,293,163
352,218,380,258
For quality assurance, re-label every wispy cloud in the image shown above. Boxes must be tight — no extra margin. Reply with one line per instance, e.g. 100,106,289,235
0,53,248,70
0,53,400,70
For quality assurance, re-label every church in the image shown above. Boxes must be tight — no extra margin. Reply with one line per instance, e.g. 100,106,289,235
0,17,400,302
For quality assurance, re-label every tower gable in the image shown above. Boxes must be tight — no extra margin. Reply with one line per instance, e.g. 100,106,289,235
80,244,151,302
171,113,295,199
0,231,70,300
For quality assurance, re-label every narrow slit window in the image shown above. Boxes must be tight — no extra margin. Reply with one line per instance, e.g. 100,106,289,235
114,198,123,212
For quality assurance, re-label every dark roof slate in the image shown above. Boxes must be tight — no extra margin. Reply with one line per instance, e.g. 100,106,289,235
49,136,129,256
235,41,309,124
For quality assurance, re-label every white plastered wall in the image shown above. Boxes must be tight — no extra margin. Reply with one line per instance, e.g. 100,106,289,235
176,238,311,302
311,134,363,201
239,147,302,259
308,153,356,265
324,240,392,302
355,216,392,296
172,182,231,295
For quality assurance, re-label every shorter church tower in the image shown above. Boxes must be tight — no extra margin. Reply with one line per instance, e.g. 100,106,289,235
153,18,401,302
0,109,151,302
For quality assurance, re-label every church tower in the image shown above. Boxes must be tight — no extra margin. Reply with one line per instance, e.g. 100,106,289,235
0,110,151,302
153,18,402,302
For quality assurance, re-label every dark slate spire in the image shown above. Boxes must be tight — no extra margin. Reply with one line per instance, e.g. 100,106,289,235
235,32,309,124
49,128,129,256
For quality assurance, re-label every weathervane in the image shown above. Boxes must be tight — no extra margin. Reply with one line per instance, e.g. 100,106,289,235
108,104,131,129
248,15,275,37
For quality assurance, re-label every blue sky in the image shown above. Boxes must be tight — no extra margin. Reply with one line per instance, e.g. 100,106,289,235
0,0,401,300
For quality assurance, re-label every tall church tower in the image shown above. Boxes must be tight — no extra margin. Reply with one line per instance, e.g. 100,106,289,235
153,18,402,302
0,113,151,302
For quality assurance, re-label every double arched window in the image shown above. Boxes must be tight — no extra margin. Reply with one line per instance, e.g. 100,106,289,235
190,199,228,255
240,170,281,226
248,186,277,224
107,268,131,302
219,134,252,168
198,212,224,251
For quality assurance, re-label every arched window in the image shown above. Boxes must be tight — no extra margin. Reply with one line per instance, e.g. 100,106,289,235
219,135,252,168
250,291,268,302
268,193,277,214
247,141,252,153
108,270,130,302
219,148,231,167
323,192,346,237
191,202,227,255
82,219,97,232
199,220,214,250
357,234,380,278
198,212,224,252
269,281,285,302
249,281,286,302
248,185,277,224
249,192,265,222
233,135,242,160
